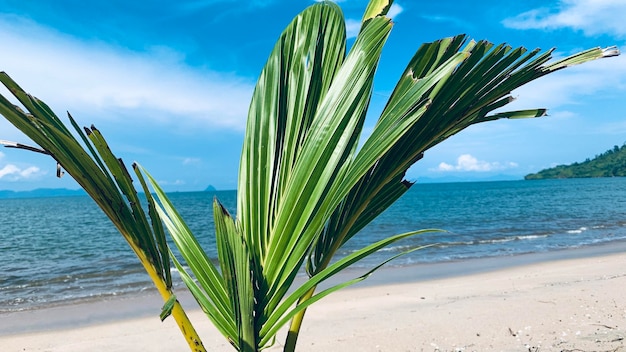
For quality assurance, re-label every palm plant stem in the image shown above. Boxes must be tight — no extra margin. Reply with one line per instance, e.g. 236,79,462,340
132,243,207,352
284,288,315,352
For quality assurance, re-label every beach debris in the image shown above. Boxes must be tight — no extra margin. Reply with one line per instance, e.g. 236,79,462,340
591,323,617,330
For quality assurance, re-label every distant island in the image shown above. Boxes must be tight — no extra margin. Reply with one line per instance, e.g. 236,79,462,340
0,188,86,199
0,186,225,199
525,143,626,180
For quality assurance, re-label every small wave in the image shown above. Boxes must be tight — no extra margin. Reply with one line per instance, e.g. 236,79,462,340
436,241,474,249
475,234,549,245
516,235,549,240
375,234,551,252
589,234,626,244
374,243,431,252
479,238,512,244
170,265,192,275
567,227,588,234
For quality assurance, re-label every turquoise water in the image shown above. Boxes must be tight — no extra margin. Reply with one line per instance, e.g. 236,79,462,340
2,178,626,311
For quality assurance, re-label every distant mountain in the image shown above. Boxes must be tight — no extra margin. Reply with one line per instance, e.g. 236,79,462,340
0,188,86,199
525,143,626,180
204,185,217,192
417,174,521,184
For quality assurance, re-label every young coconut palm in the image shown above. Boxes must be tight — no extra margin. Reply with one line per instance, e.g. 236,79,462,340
0,0,618,351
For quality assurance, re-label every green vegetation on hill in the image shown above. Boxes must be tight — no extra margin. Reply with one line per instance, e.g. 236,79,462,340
525,143,626,179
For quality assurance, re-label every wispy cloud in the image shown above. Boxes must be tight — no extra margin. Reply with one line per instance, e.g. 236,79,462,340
418,14,474,31
178,0,276,14
178,0,236,12
497,50,626,112
387,3,403,19
182,157,202,165
0,14,254,131
433,154,518,172
158,179,186,186
503,0,626,37
0,152,43,181
345,19,362,39
0,164,41,180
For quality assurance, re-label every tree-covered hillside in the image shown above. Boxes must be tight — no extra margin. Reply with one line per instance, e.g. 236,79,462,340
525,143,626,179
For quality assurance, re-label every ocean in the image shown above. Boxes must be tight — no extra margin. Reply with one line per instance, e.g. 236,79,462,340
2,177,626,312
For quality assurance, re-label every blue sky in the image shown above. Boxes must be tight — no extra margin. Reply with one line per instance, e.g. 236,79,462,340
0,0,625,191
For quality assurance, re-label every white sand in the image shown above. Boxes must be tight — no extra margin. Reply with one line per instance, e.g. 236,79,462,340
1,251,625,351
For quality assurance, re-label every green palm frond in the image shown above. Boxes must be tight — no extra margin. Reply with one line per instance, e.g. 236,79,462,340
0,73,207,352
305,37,615,276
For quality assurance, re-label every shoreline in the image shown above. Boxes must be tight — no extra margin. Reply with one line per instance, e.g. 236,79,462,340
1,243,626,351
3,241,626,330
361,238,626,285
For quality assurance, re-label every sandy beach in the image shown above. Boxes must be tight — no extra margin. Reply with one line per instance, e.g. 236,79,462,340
1,247,625,352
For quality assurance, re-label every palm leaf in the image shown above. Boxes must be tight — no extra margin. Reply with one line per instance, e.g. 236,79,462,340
307,35,617,277
140,168,237,341
260,230,439,345
0,73,206,352
214,200,255,350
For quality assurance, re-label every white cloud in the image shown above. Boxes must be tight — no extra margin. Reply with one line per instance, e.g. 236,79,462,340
345,19,362,39
0,164,42,180
434,154,518,172
387,3,404,20
159,179,186,186
436,162,455,171
0,14,254,131
503,0,626,37
496,50,626,112
1,150,44,180
419,15,473,30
